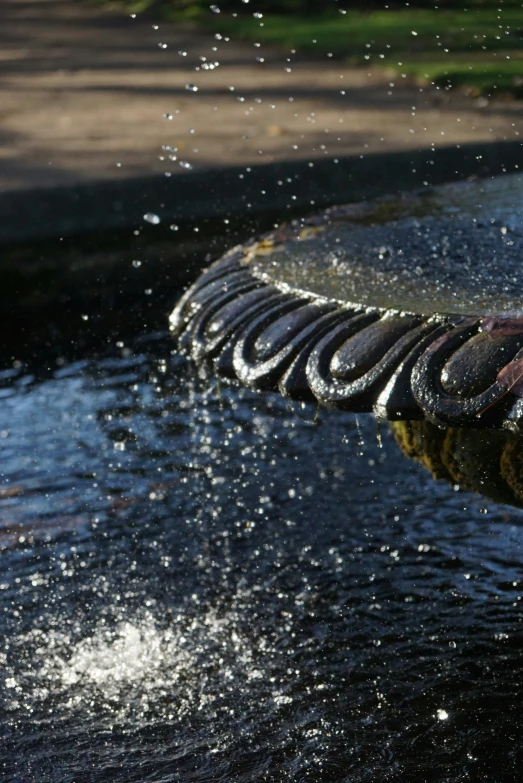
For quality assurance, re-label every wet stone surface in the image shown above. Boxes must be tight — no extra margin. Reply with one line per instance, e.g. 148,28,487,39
248,173,523,316
173,175,523,431
440,330,523,397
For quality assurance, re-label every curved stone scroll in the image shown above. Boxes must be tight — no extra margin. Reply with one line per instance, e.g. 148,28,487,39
171,173,523,432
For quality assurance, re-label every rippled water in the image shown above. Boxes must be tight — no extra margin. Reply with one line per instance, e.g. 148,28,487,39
2,324,523,782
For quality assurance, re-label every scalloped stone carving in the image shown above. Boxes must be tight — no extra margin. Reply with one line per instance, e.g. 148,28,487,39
171,173,523,432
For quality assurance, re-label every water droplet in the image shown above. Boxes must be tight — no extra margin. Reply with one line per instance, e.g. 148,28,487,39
132,260,142,268
185,83,198,92
210,4,220,12
144,213,160,225
437,709,449,721
179,161,193,169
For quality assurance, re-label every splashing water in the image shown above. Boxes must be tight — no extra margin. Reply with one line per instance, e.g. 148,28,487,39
2,330,523,782
9,598,280,727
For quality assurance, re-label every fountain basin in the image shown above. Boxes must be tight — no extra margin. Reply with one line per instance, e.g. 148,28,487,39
171,173,523,431
392,419,523,509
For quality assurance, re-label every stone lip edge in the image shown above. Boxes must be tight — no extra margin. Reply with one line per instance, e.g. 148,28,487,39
1,139,522,245
247,270,523,322
171,252,523,433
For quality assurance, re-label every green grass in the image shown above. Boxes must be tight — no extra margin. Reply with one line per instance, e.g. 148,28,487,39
96,2,523,97
205,6,523,97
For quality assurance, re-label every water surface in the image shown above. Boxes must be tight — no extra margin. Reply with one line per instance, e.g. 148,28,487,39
1,326,523,782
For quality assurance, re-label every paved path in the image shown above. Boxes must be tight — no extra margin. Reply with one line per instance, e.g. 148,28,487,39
2,0,522,194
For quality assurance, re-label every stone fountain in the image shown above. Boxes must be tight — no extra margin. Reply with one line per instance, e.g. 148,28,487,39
171,173,523,432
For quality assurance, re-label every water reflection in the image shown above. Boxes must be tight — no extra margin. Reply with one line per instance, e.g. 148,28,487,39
2,334,523,781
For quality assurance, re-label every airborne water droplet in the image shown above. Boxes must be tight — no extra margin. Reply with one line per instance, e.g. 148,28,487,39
144,213,160,225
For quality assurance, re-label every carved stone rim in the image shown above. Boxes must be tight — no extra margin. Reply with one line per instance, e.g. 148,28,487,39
170,247,523,432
